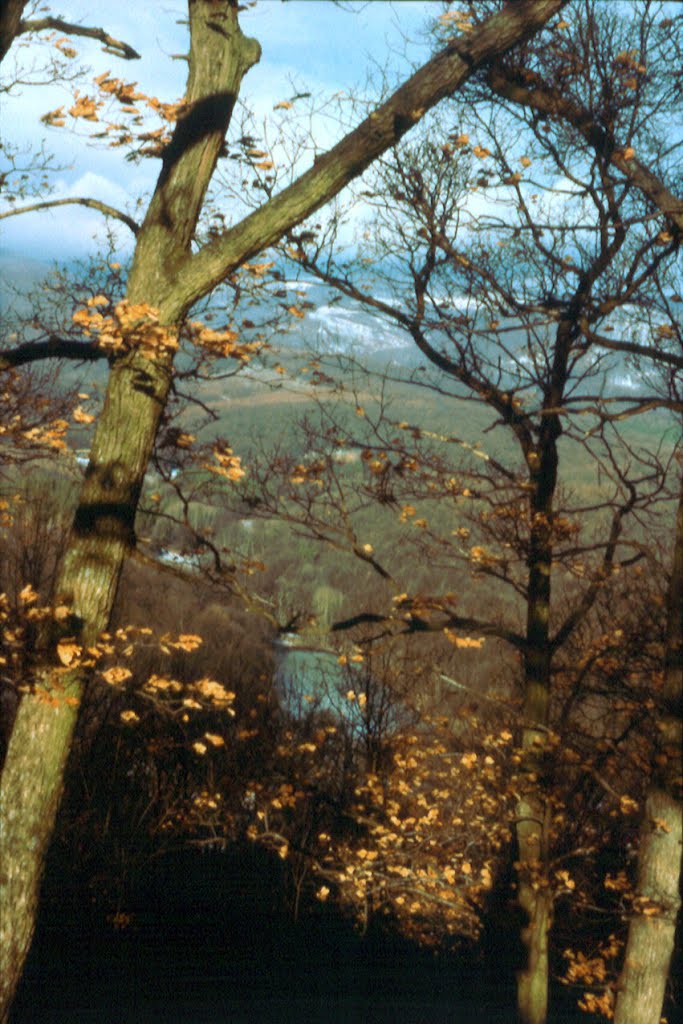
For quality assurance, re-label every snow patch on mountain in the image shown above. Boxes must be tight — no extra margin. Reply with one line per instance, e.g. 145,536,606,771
307,303,408,352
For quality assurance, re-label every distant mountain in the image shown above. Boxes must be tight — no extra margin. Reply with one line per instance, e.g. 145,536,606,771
0,252,58,316
255,279,411,357
260,280,650,398
0,254,657,400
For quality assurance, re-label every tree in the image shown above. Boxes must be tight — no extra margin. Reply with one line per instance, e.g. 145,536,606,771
0,1,568,1017
613,480,682,1024
237,4,681,1020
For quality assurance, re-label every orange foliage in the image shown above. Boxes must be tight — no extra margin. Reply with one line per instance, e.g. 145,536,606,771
248,717,515,946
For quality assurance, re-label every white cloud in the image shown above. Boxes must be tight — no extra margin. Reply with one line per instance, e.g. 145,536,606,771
1,2,435,260
1,171,142,258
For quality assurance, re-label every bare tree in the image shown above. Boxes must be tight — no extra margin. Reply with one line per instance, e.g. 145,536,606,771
242,5,681,1020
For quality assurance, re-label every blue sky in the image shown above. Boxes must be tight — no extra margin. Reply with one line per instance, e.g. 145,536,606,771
1,1,434,260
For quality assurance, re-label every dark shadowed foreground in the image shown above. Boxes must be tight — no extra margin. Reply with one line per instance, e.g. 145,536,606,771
10,843,615,1024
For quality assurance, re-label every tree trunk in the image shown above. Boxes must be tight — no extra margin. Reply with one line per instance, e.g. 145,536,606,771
515,556,555,1024
613,788,682,1024
515,466,556,1024
613,483,683,1024
515,316,571,1024
0,678,81,1022
516,637,554,1024
516,868,553,1024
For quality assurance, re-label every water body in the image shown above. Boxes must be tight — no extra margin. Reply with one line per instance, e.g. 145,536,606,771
273,641,414,734
274,642,357,720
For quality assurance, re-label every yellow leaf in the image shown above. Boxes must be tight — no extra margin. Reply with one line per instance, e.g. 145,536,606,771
174,634,203,651
57,639,81,666
73,405,95,424
244,261,275,276
520,155,532,167
102,666,133,685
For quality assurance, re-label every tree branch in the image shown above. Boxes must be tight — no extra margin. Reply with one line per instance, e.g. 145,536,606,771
580,330,683,371
178,0,567,310
552,487,639,651
0,197,140,235
18,16,140,60
487,64,683,235
297,250,536,455
0,336,106,370
331,609,525,650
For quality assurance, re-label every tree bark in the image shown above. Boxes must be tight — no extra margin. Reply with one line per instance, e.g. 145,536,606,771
0,1,566,1019
613,482,683,1024
516,524,554,1024
0,0,26,64
0,679,81,1021
514,310,574,1024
